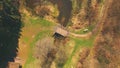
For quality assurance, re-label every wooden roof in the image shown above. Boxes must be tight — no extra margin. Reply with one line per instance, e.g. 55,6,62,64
54,25,69,37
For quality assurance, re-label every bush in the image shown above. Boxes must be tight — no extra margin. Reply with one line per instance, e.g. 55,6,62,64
34,37,56,68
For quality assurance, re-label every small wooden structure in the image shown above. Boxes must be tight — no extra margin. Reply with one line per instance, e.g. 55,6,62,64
54,25,69,37
8,62,21,68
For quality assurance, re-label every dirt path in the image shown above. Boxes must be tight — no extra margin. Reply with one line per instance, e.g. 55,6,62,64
69,0,112,39
69,32,92,38
92,0,113,35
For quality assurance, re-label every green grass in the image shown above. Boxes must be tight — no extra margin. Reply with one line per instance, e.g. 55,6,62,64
23,15,54,68
24,30,52,67
23,37,29,43
29,17,54,27
74,24,95,34
64,36,96,68
30,30,52,48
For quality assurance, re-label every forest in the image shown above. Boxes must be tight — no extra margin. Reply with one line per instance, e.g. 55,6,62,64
0,0,120,68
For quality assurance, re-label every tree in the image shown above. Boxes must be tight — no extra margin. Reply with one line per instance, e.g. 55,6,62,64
0,0,22,67
91,0,120,68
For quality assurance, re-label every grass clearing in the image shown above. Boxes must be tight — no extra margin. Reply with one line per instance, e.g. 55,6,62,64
73,24,95,34
19,12,55,68
64,35,96,68
29,17,54,27
20,7,97,68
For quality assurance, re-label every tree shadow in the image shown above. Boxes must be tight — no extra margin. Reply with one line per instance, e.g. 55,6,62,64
0,0,22,68
57,0,72,27
49,0,72,27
